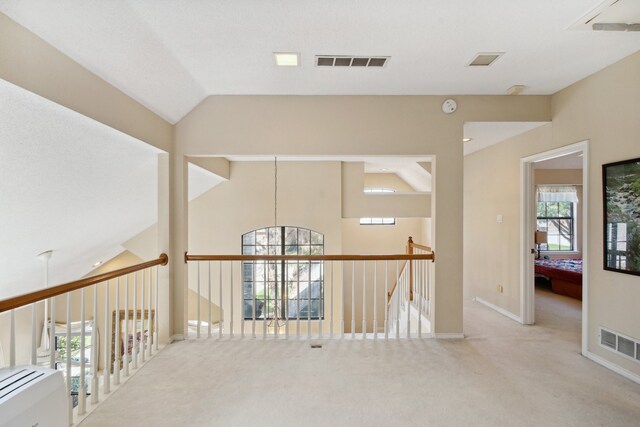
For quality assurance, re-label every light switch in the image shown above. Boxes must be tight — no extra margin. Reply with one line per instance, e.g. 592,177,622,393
496,214,503,223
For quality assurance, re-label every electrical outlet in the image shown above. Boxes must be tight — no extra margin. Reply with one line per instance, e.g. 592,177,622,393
497,284,504,293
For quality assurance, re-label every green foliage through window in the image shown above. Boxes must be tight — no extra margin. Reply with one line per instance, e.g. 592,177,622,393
537,201,574,251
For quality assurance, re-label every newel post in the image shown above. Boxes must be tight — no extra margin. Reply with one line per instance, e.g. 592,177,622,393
407,236,414,301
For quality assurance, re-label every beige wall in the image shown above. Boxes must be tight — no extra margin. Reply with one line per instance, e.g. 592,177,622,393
465,51,640,376
0,304,44,367
175,95,551,336
464,124,553,313
534,169,583,257
187,161,343,334
0,13,172,152
364,173,416,192
1,13,174,343
342,163,430,218
552,52,640,374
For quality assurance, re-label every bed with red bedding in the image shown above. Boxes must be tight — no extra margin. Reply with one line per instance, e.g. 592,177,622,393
534,258,582,300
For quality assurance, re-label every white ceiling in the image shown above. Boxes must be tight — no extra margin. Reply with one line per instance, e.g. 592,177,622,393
1,0,639,123
188,163,226,200
0,79,162,299
0,0,637,297
463,122,550,156
535,152,584,169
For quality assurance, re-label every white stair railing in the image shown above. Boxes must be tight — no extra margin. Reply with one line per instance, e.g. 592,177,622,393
185,248,434,340
386,237,433,336
0,254,168,425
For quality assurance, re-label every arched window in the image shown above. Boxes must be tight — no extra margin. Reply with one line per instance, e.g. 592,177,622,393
242,226,324,320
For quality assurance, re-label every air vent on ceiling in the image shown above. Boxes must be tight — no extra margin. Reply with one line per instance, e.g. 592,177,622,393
599,327,640,363
315,56,389,68
468,53,504,67
570,0,640,31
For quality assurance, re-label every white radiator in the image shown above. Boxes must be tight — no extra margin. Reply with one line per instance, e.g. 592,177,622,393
0,366,68,427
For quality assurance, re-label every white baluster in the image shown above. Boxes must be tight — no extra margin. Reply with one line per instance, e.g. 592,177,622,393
396,261,400,340
252,261,257,339
341,261,344,340
219,261,223,339
49,298,56,369
374,261,377,340
124,275,129,377
240,262,245,340
10,310,15,368
141,270,146,363
263,261,268,340
307,260,311,339
66,294,72,423
296,263,300,339
31,303,37,365
330,261,334,339
132,273,138,369
154,266,159,351
418,259,422,337
79,288,86,415
103,280,110,394
384,262,388,341
208,261,212,339
114,278,120,385
147,268,152,358
406,269,411,338
282,261,289,339
91,284,99,404
230,262,234,339
318,262,323,339
362,261,366,338
351,261,355,339
197,262,201,339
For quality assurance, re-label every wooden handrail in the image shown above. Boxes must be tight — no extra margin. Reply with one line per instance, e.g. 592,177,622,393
0,253,168,314
185,253,434,262
409,242,432,252
387,237,434,303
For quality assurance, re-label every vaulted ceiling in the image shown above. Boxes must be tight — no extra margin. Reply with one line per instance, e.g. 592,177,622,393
1,1,639,297
1,0,638,123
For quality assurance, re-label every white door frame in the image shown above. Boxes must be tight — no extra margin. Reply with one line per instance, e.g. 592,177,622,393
520,140,589,356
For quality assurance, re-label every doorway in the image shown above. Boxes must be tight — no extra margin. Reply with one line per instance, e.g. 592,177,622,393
520,141,589,356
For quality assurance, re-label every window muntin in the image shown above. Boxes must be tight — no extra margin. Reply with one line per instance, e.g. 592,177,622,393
364,187,395,193
536,201,575,251
359,217,396,225
242,226,323,320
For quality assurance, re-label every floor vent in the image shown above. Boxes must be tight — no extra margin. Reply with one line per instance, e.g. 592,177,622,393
315,56,389,68
599,327,640,363
310,344,322,349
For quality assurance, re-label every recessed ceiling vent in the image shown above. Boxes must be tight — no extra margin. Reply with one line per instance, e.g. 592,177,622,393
570,0,640,31
468,53,504,67
315,56,389,68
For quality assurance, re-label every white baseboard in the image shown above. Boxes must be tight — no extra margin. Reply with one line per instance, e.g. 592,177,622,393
474,297,523,324
434,333,465,339
170,334,185,342
586,351,640,385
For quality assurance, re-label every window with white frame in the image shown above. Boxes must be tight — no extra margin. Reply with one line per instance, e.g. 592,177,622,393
536,186,578,252
361,187,396,225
